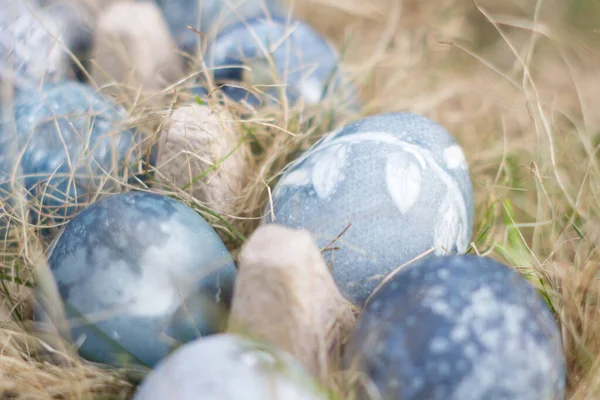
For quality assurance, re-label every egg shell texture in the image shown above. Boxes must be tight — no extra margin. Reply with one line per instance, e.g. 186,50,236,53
264,112,474,306
37,191,237,368
0,0,69,90
207,16,357,107
0,81,139,226
344,254,567,400
155,0,284,55
133,333,329,400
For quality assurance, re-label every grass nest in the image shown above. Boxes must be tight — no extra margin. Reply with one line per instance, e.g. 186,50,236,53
2,0,600,398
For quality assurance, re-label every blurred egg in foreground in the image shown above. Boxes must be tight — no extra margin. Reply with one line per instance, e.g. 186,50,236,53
133,333,329,400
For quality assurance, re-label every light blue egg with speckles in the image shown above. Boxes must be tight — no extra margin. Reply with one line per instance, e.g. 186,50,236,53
0,81,140,231
206,16,358,108
34,191,238,368
155,0,284,55
133,333,328,400
344,255,567,400
263,112,474,306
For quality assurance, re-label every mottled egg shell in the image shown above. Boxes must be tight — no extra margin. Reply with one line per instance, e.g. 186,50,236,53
344,255,567,400
264,112,474,306
133,333,329,400
206,16,358,108
0,81,140,230
0,0,69,90
34,191,237,368
155,0,284,56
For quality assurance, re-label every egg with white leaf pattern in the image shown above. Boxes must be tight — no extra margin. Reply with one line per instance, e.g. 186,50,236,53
343,254,567,400
263,112,474,306
34,191,237,368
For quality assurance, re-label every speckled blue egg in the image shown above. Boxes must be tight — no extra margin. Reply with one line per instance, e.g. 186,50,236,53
34,191,238,368
0,0,69,90
343,255,567,400
0,81,140,229
206,16,358,108
263,112,474,306
133,333,328,400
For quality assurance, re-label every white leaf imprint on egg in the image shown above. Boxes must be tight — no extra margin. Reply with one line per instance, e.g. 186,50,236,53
385,154,422,214
278,168,311,188
443,145,467,170
433,194,460,255
272,130,471,252
311,143,347,199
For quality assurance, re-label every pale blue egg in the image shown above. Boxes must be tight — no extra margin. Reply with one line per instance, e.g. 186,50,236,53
344,254,567,400
155,0,284,55
133,333,328,400
34,191,238,368
0,81,141,232
206,16,358,108
264,112,474,306
0,0,70,90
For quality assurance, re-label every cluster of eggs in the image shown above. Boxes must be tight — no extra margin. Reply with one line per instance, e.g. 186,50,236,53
0,1,567,400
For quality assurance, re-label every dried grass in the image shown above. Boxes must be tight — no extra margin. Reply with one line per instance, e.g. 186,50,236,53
2,0,600,398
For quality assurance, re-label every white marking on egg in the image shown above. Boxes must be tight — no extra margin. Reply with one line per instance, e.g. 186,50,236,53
385,154,422,214
433,194,460,255
311,143,347,199
277,168,311,189
430,337,450,354
443,145,467,170
127,218,199,317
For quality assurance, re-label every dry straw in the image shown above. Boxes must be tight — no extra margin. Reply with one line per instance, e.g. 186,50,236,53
1,0,600,398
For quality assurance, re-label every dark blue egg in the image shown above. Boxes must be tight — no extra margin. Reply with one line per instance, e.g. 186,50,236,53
155,0,284,56
344,255,566,400
0,81,140,230
206,16,358,108
264,112,474,306
34,191,238,368
0,0,70,90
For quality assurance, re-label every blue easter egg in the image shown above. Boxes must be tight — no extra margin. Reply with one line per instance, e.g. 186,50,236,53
0,0,69,90
34,191,238,368
344,254,567,400
0,81,140,230
263,112,474,306
155,0,284,55
206,16,358,108
133,333,328,400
